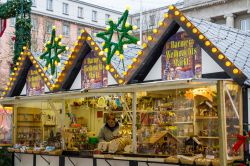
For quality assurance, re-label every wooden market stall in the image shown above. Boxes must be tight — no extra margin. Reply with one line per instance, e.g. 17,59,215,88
0,5,249,166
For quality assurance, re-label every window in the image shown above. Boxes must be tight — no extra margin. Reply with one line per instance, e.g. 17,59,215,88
136,18,140,28
240,19,250,32
105,14,110,25
46,21,53,33
62,24,70,36
149,15,155,26
92,10,97,22
31,18,38,31
31,0,36,7
62,3,69,15
47,0,53,11
78,7,83,18
10,18,16,27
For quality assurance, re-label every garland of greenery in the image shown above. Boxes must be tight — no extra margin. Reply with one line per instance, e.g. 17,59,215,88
0,0,32,69
39,27,67,76
96,9,138,65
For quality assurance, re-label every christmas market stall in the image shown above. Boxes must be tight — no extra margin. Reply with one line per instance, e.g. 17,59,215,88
0,5,249,166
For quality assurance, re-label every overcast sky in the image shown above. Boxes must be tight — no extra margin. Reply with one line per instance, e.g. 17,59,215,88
81,0,181,13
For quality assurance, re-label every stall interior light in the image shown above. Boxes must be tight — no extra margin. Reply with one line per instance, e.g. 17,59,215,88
233,68,239,74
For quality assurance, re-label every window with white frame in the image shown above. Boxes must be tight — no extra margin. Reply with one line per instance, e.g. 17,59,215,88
78,7,83,18
31,18,38,31
10,18,16,27
149,15,155,26
63,3,69,15
136,18,140,28
46,21,53,33
31,0,36,7
240,19,250,32
62,24,70,36
105,14,110,25
47,0,53,11
92,10,97,22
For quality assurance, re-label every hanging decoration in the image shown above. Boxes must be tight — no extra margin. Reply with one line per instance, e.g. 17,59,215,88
39,26,68,76
233,131,250,152
0,0,32,70
96,8,139,71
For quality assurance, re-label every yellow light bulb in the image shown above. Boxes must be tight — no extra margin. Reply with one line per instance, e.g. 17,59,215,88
41,73,45,77
118,79,124,84
192,28,198,33
205,41,211,46
148,36,153,41
80,29,85,33
142,43,147,49
164,13,169,18
78,36,81,40
38,69,42,72
35,64,39,68
110,68,115,72
101,42,106,47
132,58,137,62
138,50,143,56
132,25,138,30
126,5,131,10
52,26,56,29
218,54,224,60
14,67,17,71
105,65,110,70
91,41,95,46
59,35,63,39
106,26,110,30
199,34,205,40
55,38,58,42
64,61,69,65
23,46,27,50
102,57,106,61
212,47,218,53
74,42,78,46
225,61,231,67
99,51,104,56
169,5,175,10
119,54,124,59
158,21,164,26
20,52,24,55
186,22,192,28
153,29,158,34
180,16,186,22
125,22,130,28
18,57,21,60
123,71,127,76
174,11,180,16
95,47,99,51
128,65,133,69
233,68,239,74
104,48,109,53
87,36,92,41
115,50,120,55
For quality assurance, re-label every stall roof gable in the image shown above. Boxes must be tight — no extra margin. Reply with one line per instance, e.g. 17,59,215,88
126,6,249,86
1,30,123,98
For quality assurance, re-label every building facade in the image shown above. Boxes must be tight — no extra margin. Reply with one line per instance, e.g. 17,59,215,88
0,0,122,90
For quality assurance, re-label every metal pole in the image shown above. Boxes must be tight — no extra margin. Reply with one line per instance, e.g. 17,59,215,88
139,0,143,45
132,92,137,154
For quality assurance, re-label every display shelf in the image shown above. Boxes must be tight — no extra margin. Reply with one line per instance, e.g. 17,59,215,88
174,121,193,124
198,136,219,139
196,116,218,120
177,136,189,138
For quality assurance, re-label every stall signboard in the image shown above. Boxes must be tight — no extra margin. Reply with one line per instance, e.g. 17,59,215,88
26,66,45,96
81,51,108,89
162,31,202,80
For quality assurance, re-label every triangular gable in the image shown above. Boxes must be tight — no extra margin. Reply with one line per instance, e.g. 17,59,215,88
125,5,249,86
1,30,123,98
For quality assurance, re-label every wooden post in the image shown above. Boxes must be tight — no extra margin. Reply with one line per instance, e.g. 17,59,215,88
217,80,227,165
132,92,137,154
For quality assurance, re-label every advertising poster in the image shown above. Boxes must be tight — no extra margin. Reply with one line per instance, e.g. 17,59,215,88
26,66,45,96
81,51,108,89
162,31,202,80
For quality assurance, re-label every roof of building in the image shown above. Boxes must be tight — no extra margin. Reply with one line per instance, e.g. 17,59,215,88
189,17,250,85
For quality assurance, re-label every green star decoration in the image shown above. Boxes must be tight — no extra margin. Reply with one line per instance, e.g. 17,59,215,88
39,26,68,76
96,9,139,65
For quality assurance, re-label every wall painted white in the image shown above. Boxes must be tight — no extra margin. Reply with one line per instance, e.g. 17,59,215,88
201,49,224,74
144,57,162,81
108,72,117,85
70,71,82,90
20,84,26,96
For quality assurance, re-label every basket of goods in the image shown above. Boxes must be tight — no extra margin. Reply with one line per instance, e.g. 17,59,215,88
195,158,211,166
26,147,33,153
165,156,179,164
48,149,62,155
108,136,131,153
178,155,195,165
7,147,15,152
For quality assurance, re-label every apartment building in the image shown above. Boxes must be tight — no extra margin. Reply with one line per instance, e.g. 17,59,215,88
0,0,122,89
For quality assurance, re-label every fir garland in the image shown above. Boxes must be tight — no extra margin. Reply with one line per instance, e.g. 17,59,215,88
0,0,32,69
